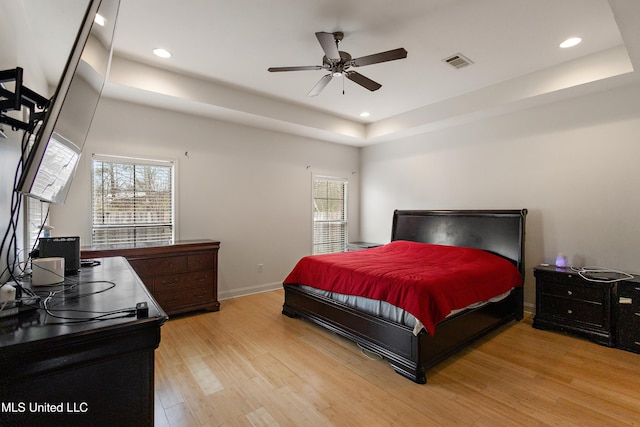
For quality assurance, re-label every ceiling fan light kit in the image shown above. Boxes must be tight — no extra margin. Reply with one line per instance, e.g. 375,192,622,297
268,31,407,96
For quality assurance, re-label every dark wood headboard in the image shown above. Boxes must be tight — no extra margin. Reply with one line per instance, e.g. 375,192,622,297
391,209,527,276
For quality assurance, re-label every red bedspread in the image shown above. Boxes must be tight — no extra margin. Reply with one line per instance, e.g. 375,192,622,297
283,240,523,335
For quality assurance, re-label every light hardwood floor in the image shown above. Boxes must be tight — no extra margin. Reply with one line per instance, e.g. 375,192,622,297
154,289,640,426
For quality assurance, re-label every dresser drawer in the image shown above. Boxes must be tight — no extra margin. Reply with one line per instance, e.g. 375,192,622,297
128,255,187,277
539,280,604,303
618,283,640,300
617,282,640,353
187,253,215,271
154,271,214,292
153,286,214,312
540,294,604,326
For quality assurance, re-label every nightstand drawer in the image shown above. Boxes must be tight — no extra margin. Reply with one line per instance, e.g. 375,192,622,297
539,281,604,303
540,295,604,326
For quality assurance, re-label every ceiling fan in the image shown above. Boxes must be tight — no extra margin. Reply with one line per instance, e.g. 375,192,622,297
268,31,408,96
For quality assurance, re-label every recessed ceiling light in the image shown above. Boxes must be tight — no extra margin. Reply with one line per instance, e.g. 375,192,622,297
153,48,172,58
359,112,370,118
94,13,105,26
560,37,582,49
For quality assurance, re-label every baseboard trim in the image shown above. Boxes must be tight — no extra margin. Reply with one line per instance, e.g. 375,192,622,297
524,301,535,315
219,281,282,301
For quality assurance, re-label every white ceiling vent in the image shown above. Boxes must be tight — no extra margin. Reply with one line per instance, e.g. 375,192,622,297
443,53,474,69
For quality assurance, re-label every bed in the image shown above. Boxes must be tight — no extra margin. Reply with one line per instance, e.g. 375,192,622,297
282,209,527,384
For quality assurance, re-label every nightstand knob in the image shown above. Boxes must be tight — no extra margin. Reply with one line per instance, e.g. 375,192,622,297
567,309,573,315
567,290,573,296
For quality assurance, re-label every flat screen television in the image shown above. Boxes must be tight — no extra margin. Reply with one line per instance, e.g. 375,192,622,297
17,0,120,205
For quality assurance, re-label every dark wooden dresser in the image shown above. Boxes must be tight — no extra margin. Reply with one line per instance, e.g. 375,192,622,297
82,240,220,316
0,256,167,426
533,264,640,352
616,280,640,353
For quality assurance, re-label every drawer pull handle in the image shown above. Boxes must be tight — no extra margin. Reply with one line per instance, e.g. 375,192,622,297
567,290,573,296
195,276,208,282
635,341,640,346
635,312,640,317
567,309,573,315
163,297,178,303
194,293,207,298
162,279,179,286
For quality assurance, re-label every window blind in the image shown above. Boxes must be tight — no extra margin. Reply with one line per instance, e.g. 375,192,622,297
92,156,174,246
312,176,347,254
25,197,49,255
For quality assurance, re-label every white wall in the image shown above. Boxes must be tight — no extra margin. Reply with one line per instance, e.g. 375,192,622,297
0,0,54,281
50,97,360,299
360,80,640,308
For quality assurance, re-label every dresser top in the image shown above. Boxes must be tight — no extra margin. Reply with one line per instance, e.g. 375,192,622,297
81,239,220,258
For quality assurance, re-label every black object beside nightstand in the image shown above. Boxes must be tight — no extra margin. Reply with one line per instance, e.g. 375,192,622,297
346,241,382,251
533,265,615,347
616,280,640,354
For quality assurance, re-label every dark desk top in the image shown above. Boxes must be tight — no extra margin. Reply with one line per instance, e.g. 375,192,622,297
0,256,167,357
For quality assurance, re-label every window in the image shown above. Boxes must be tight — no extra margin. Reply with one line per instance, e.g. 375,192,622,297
312,176,347,254
25,196,49,255
91,155,174,246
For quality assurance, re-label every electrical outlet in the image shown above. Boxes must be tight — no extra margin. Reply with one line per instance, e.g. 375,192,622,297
258,264,264,273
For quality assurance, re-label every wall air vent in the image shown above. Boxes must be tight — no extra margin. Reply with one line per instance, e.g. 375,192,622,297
443,53,474,69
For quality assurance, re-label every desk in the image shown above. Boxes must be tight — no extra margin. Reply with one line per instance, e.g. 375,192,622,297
0,257,167,426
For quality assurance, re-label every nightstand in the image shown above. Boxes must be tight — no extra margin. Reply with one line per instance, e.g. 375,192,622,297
616,280,640,354
346,241,382,251
533,265,615,347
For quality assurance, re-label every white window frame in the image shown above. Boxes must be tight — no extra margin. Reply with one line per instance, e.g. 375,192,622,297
91,154,176,247
24,196,49,257
312,175,348,254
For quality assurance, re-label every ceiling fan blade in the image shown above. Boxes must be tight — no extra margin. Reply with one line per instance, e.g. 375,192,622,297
307,74,332,97
352,48,408,67
315,32,341,61
268,65,324,72
345,71,381,92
